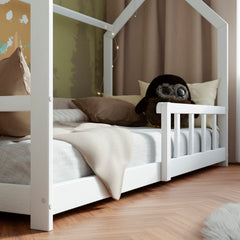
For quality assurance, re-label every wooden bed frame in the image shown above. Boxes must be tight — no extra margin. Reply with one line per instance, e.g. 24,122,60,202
0,0,228,231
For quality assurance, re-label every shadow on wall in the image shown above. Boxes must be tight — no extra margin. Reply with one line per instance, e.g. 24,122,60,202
53,0,106,98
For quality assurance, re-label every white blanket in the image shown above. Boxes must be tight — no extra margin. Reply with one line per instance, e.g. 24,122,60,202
53,122,133,200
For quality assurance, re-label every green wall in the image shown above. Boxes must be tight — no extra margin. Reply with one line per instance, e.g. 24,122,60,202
53,0,106,98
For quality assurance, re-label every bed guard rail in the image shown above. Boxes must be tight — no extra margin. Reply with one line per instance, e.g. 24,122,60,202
156,102,227,181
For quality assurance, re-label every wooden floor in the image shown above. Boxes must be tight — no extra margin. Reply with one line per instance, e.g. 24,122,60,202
1,164,240,240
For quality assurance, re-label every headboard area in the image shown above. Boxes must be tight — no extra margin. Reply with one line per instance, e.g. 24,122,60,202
103,0,228,112
53,98,77,109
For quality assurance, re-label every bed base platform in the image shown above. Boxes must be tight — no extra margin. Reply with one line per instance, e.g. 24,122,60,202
0,184,30,215
0,148,225,217
170,148,225,178
0,162,161,216
51,148,227,215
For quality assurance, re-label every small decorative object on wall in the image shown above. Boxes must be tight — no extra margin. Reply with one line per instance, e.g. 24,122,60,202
135,74,196,127
0,0,30,66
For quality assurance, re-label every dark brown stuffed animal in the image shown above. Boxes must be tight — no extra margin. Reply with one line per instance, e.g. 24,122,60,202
135,74,197,128
145,98,192,128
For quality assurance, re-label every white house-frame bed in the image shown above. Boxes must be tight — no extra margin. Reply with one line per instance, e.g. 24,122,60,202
0,0,228,231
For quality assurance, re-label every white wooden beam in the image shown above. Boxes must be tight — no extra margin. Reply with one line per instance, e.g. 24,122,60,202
53,4,113,31
103,34,113,95
236,0,240,162
174,114,180,158
217,25,228,165
201,114,207,152
18,0,113,31
0,184,30,215
0,96,30,111
30,0,53,231
156,103,226,115
189,114,194,155
110,0,145,37
212,114,217,150
160,104,171,181
170,148,225,177
186,0,228,165
53,162,161,214
185,0,227,29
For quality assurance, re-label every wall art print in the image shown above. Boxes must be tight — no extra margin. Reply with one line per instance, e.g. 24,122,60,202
0,0,30,66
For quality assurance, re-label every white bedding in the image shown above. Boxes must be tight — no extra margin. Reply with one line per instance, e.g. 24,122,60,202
0,127,218,185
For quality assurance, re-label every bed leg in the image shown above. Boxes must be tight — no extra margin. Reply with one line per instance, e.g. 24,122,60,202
218,160,228,167
30,209,53,231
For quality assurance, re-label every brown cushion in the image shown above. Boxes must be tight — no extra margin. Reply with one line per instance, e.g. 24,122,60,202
0,47,31,137
72,97,147,127
102,94,142,106
53,97,78,109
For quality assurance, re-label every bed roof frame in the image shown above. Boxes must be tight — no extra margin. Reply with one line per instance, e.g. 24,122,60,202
19,0,228,103
13,0,228,231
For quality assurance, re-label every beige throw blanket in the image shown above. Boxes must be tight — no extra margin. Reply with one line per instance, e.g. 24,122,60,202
11,122,132,199
53,122,133,200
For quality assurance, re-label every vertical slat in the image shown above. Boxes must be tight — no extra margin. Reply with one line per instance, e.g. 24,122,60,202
103,34,113,95
189,114,194,155
217,26,228,166
160,103,171,181
201,114,207,152
31,0,53,231
212,114,217,150
174,114,180,158
237,0,240,162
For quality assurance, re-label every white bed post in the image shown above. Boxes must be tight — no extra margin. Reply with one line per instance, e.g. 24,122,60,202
103,33,113,95
31,0,53,231
103,0,145,95
185,0,228,165
216,25,228,166
237,0,240,163
158,103,171,181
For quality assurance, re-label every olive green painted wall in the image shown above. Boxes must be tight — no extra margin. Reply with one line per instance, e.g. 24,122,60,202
53,0,106,98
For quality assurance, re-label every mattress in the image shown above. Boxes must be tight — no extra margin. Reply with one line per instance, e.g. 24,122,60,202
0,127,218,185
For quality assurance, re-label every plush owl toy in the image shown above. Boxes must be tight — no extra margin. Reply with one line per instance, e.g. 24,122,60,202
135,74,196,128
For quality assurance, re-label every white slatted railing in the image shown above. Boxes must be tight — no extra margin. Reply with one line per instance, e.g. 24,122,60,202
157,102,226,181
160,103,225,156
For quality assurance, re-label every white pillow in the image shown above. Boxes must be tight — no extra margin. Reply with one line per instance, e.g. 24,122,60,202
138,79,220,128
187,79,219,106
53,109,88,122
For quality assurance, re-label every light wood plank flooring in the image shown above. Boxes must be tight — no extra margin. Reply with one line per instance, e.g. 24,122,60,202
1,164,240,240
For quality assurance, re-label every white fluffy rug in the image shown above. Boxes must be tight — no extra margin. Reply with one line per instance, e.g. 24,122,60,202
202,203,240,240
